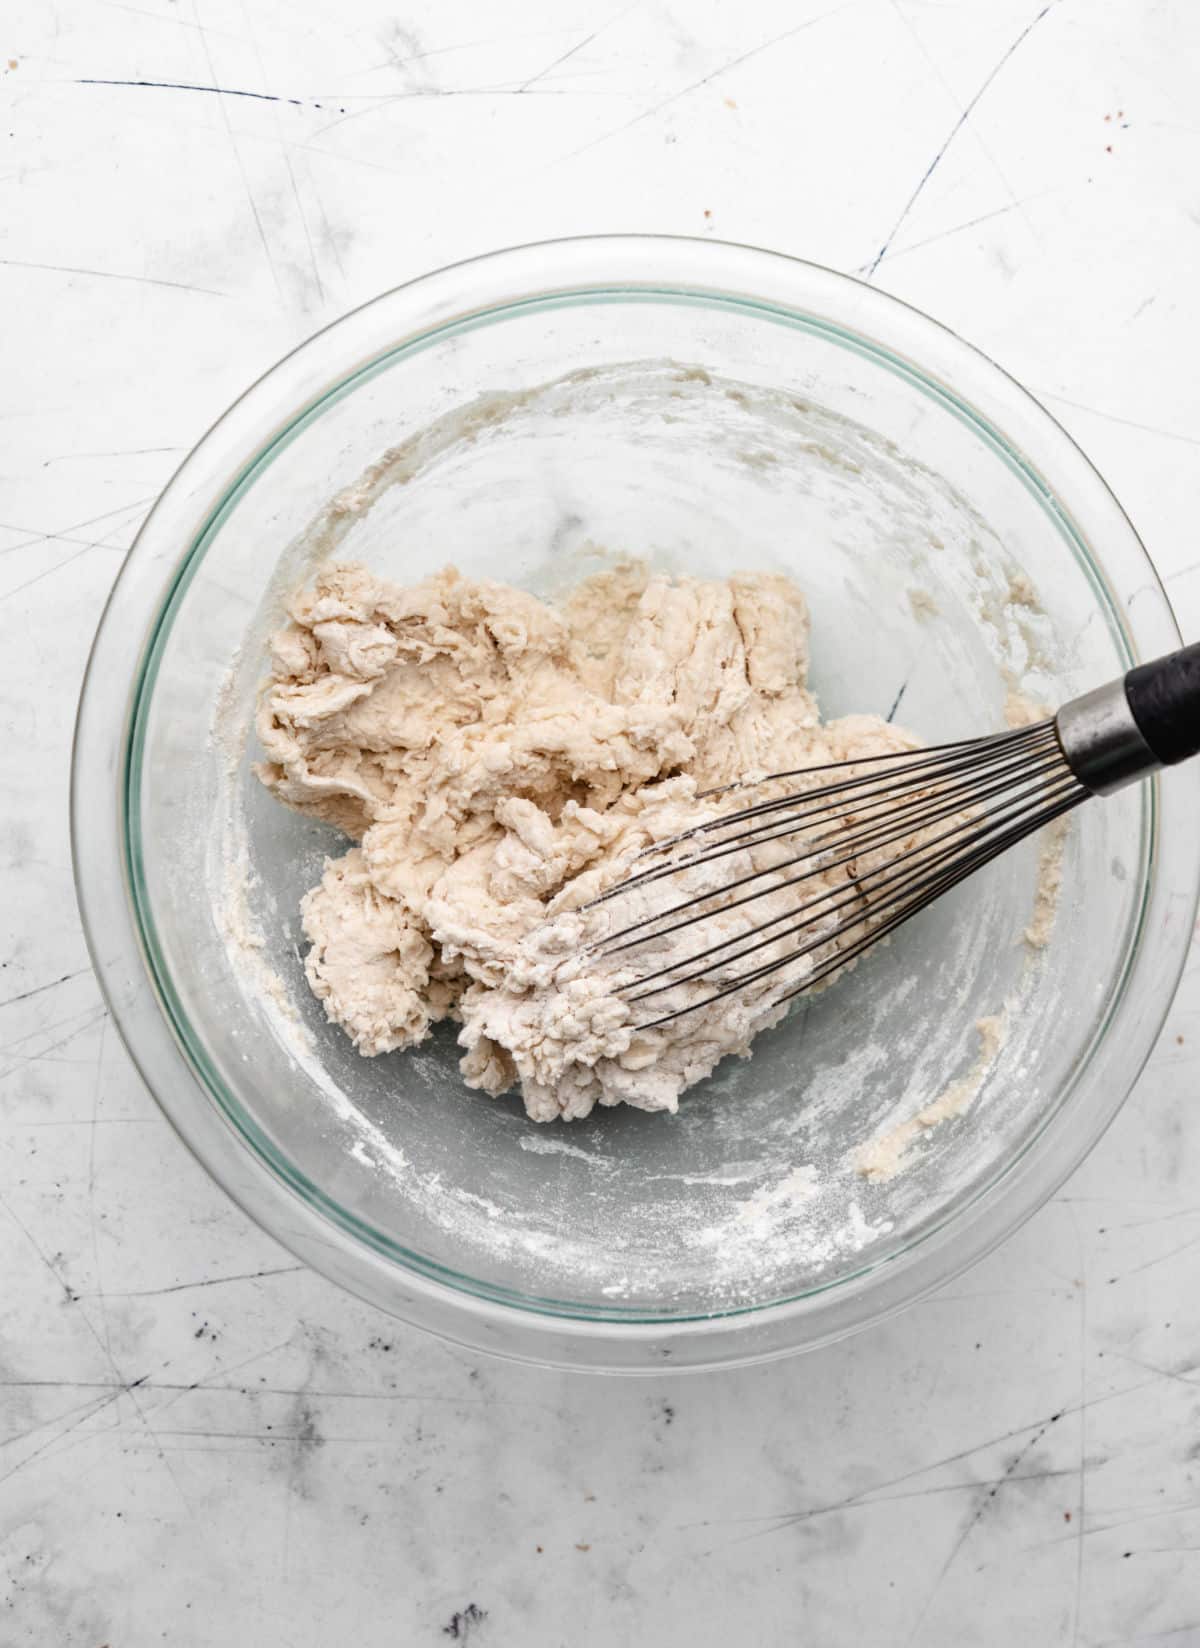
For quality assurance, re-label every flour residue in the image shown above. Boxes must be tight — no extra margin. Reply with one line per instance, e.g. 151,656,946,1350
855,1013,1007,1183
518,1134,610,1167
215,837,309,1046
1025,816,1070,949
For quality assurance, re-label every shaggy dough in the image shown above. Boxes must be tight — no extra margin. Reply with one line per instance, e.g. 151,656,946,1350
256,561,921,1121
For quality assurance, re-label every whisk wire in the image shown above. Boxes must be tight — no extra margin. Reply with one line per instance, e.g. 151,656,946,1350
627,721,1062,874
598,730,1070,958
672,730,1064,863
625,770,1084,1002
658,739,1070,890
573,641,1200,1031
637,784,1086,1031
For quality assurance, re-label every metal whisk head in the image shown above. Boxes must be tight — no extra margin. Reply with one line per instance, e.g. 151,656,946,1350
580,641,1200,1030
584,720,1087,1029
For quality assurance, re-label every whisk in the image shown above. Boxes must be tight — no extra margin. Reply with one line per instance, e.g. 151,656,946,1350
585,644,1200,1029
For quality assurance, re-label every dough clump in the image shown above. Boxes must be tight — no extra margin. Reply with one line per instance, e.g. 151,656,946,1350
256,561,919,1121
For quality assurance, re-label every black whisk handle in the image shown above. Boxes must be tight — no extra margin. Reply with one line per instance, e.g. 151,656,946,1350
1124,642,1200,767
1056,642,1200,795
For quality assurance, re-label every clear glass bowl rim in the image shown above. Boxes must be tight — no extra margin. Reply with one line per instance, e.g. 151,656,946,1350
71,234,1200,1371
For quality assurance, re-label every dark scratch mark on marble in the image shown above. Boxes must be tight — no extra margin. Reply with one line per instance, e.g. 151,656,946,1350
884,0,1041,253
857,196,1047,273
1,1385,125,1456
0,543,116,605
865,0,1061,278
283,143,327,307
902,1412,1065,1645
13,1116,162,1129
41,446,186,465
235,1,329,310
0,1006,109,1077
77,76,335,109
1,1002,107,1054
1033,389,1200,451
0,1195,82,1308
0,255,225,296
187,0,287,305
348,32,512,80
1068,1205,1088,1647
93,1264,306,1299
710,1377,1168,1552
519,10,626,92
0,968,91,1010
1106,1231,1200,1284
694,1464,1074,1549
86,1017,113,1361
1036,1503,1200,1552
309,82,594,144
0,523,125,558
1104,1348,1200,1390
698,1470,1074,1555
1106,1203,1200,1231
0,494,157,558
146,1337,299,1421
93,0,245,39
559,0,857,162
0,1386,128,1489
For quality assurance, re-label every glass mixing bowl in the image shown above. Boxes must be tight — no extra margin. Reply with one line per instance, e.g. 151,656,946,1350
72,237,1199,1372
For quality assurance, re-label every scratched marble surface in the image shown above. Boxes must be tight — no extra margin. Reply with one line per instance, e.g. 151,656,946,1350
4,2,1200,1643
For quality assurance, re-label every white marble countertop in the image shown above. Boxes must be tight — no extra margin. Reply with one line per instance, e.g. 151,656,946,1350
4,2,1200,1642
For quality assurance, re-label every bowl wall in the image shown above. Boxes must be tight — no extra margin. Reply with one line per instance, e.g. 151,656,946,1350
75,240,1198,1368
